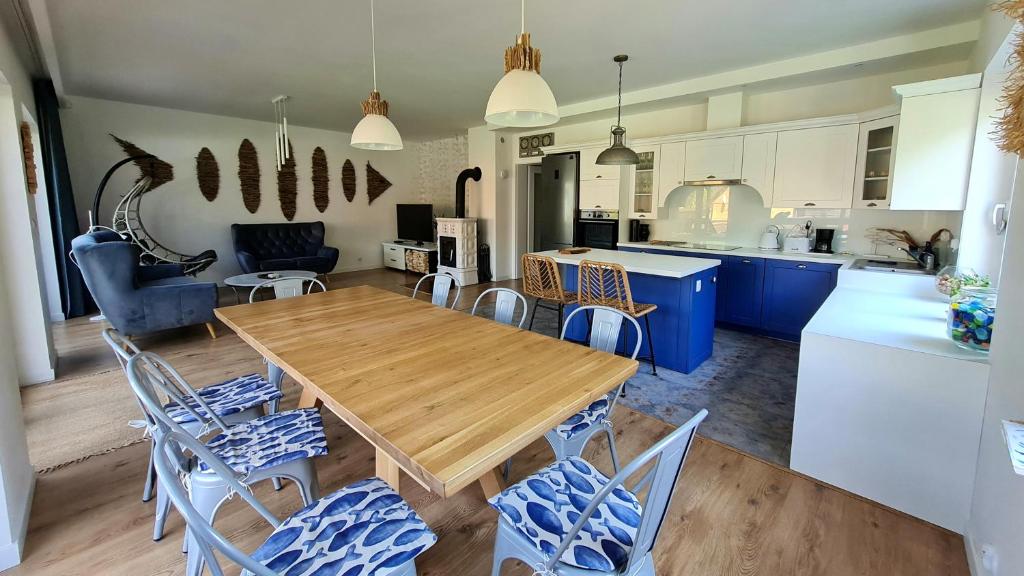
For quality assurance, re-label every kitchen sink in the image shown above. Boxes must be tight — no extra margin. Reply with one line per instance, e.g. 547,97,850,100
850,259,935,275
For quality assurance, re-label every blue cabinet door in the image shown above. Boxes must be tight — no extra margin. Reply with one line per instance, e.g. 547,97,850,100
761,260,839,338
721,255,764,327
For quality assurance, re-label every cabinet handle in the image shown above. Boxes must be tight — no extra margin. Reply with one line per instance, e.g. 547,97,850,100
741,259,751,264
638,214,645,218
867,202,877,207
596,175,602,179
804,202,816,207
797,264,808,269
707,175,716,179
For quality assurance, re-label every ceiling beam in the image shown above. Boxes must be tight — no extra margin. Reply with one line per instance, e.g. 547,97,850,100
22,0,65,102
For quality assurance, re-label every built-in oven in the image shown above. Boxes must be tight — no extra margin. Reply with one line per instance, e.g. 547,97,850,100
576,209,619,250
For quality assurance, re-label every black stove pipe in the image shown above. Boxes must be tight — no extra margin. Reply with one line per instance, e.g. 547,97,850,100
455,167,481,219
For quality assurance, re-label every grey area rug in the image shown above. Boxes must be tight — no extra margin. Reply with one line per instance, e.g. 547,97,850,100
473,300,799,467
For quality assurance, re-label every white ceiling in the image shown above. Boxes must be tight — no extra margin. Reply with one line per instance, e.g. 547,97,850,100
43,0,984,140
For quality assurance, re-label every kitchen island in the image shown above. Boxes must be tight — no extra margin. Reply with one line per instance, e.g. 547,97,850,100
530,248,720,373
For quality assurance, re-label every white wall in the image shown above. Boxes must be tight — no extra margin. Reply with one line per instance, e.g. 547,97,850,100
60,96,423,282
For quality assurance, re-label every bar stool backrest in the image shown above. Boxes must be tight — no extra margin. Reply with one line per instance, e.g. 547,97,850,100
521,253,567,301
577,260,639,316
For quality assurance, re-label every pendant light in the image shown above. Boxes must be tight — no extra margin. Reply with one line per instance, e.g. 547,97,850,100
351,0,403,150
596,55,639,165
484,0,558,127
272,95,291,169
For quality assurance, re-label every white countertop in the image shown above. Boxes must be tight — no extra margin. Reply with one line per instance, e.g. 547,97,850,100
532,248,719,278
618,241,856,265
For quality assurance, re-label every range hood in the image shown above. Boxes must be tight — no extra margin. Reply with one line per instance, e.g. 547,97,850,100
683,177,742,186
681,92,744,186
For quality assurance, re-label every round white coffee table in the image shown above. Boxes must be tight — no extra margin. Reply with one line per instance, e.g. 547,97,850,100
224,270,318,303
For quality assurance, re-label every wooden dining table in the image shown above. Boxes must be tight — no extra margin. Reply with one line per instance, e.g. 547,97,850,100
215,285,638,499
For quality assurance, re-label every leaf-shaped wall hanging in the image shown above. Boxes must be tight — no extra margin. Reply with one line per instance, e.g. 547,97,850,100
342,159,356,203
277,140,297,220
195,147,219,201
110,134,174,189
366,162,392,205
312,147,329,212
238,139,261,213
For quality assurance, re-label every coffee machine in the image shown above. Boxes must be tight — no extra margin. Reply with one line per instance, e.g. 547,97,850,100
629,220,651,243
812,228,835,254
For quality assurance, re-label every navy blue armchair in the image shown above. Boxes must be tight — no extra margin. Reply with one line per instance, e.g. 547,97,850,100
230,221,339,274
71,231,219,337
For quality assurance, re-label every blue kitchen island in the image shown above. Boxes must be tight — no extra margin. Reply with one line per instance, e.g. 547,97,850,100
532,248,720,374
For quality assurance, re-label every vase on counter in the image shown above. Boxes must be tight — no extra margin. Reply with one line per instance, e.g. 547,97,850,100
948,286,997,352
935,266,990,299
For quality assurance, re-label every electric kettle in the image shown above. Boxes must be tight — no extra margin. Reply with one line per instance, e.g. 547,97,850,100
759,225,780,250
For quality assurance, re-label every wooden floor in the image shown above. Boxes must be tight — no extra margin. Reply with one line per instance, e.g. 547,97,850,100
14,268,970,576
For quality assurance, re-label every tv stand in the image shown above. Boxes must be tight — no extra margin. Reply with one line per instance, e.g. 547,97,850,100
382,241,437,274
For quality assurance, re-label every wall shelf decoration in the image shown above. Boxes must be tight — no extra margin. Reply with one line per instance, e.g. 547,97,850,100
366,162,391,205
312,147,329,212
111,134,174,189
195,147,219,202
277,139,297,220
19,122,37,194
238,139,261,213
342,159,356,202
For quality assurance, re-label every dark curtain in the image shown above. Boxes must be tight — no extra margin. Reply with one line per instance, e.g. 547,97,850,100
33,79,93,318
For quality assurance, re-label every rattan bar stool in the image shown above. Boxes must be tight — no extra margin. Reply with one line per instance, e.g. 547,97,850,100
521,253,577,335
577,259,658,376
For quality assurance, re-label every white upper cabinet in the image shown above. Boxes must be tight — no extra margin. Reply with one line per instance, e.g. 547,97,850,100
627,145,660,219
772,124,859,209
579,179,620,210
854,116,899,209
579,147,621,181
658,141,686,207
740,132,777,207
890,75,981,211
684,136,744,182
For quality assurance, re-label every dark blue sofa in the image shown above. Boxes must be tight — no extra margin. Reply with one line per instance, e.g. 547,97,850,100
230,221,339,274
71,231,219,337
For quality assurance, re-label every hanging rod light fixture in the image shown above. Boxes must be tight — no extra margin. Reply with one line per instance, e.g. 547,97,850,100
596,55,639,165
484,0,558,127
272,95,291,169
351,0,403,150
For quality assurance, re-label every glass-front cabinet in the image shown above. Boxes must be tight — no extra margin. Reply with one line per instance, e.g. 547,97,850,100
628,145,660,219
854,116,899,209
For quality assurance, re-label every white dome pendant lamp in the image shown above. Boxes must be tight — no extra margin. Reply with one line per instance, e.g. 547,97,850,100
596,55,639,165
351,0,403,150
484,0,558,127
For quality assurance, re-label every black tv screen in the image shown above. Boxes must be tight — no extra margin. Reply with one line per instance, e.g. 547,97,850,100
396,204,434,244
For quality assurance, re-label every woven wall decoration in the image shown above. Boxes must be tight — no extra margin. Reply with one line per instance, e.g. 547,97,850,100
366,162,392,205
312,147,329,212
238,139,261,213
994,1,1024,155
19,122,37,194
110,134,174,189
278,140,297,220
342,159,356,202
195,147,219,202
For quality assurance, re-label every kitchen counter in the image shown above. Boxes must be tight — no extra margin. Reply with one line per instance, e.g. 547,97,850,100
533,248,720,278
617,241,856,266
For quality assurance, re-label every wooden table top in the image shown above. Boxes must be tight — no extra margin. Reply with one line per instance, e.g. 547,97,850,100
215,285,638,497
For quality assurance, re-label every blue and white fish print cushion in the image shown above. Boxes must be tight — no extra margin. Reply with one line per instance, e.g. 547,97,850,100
165,373,283,424
554,394,612,440
202,408,328,474
489,457,642,572
243,477,437,576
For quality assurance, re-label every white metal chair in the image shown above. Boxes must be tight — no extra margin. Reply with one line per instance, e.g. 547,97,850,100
411,272,461,309
248,276,327,303
152,429,437,576
471,287,529,328
490,409,708,576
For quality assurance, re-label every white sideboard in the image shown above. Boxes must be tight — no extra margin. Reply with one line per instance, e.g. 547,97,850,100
382,241,436,273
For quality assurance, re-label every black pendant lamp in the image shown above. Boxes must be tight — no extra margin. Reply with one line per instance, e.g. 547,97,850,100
596,54,639,165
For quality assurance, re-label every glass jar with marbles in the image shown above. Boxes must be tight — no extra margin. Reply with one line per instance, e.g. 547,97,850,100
948,286,997,352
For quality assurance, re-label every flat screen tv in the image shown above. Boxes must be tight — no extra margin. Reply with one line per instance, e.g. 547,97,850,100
396,204,434,245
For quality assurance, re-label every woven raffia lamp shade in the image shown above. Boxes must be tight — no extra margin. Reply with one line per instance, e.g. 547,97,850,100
485,1,558,128
351,90,403,150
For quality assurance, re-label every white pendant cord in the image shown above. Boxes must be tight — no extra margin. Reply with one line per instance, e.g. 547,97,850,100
370,0,378,92
521,0,526,34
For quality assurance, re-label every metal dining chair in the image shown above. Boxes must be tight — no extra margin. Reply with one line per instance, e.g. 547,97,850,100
125,351,327,576
248,276,327,303
490,409,708,576
471,287,529,328
152,428,437,576
412,272,461,309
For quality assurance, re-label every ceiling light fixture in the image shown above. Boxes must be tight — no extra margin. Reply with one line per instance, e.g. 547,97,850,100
272,95,291,169
596,55,639,166
484,0,558,127
351,0,403,150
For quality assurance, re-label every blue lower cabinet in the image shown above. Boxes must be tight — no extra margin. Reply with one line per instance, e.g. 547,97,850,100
760,259,839,339
720,256,765,328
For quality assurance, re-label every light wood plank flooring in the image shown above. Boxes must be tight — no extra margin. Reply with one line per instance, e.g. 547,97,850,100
14,268,969,575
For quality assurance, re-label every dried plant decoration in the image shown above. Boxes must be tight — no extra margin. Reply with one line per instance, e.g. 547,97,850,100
110,134,174,189
312,147,329,212
342,159,356,202
195,147,219,202
238,139,261,213
994,1,1024,155
366,162,392,205
278,140,297,220
19,122,37,194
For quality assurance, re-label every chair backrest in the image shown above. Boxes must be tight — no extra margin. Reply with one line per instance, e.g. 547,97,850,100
153,428,281,576
412,273,461,309
124,351,230,438
521,253,567,301
544,409,708,575
231,221,326,259
471,287,528,328
561,305,642,359
577,260,640,315
101,328,156,429
249,276,327,303
71,231,140,322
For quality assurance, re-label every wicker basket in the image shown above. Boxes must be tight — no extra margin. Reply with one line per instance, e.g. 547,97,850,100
405,250,430,274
